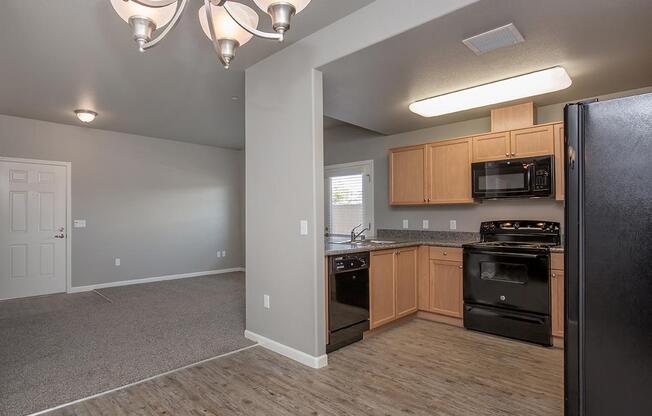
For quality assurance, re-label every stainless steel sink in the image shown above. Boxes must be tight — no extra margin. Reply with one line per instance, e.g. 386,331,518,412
330,239,396,245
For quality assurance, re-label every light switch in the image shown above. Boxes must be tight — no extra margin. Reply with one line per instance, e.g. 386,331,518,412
222,250,226,257
115,258,121,266
402,219,409,229
300,220,309,235
450,220,457,230
263,294,270,309
73,220,86,228
422,220,429,229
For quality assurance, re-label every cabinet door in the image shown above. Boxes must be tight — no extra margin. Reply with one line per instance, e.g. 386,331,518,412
427,138,473,204
554,123,565,201
551,269,565,337
396,247,418,318
510,125,554,158
389,145,426,205
472,132,510,162
370,250,396,329
429,260,463,318
417,246,430,311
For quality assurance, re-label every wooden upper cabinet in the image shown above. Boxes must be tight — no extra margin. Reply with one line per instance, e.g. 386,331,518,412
389,145,426,205
370,250,396,329
395,247,418,318
429,260,463,318
472,132,510,162
427,138,473,204
509,125,555,159
551,269,565,337
554,123,565,201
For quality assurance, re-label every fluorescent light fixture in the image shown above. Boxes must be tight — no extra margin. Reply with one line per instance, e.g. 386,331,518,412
409,66,572,118
74,109,98,123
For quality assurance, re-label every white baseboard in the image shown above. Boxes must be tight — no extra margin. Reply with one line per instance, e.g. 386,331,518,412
244,330,328,369
68,267,245,293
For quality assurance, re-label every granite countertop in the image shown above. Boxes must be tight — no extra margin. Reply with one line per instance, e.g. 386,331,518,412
326,230,480,256
325,229,564,256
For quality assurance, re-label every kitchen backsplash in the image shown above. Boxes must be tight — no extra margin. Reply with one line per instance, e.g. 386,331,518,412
376,229,480,242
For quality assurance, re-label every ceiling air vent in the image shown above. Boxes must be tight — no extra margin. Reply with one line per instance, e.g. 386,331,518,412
463,23,524,55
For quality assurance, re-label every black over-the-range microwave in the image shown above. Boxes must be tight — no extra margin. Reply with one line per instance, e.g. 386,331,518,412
471,155,554,199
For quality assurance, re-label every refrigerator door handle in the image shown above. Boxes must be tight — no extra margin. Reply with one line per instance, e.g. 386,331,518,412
568,145,576,170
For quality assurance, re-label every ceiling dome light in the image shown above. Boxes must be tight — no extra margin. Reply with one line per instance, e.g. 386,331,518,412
74,109,98,123
253,0,311,34
199,2,259,68
110,0,177,50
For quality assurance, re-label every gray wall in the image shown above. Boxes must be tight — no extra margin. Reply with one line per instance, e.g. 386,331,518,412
324,86,652,234
0,114,244,288
245,0,479,359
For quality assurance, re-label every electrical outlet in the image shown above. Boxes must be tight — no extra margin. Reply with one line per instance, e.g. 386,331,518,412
217,251,222,258
300,220,308,235
422,220,429,229
222,250,226,257
114,258,121,266
263,294,270,309
402,219,409,229
450,220,457,230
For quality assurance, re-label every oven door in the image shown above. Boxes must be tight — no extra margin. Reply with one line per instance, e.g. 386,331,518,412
472,159,535,198
463,248,550,315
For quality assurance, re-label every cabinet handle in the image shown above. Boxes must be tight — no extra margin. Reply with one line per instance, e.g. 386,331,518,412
443,251,447,255
458,265,463,269
552,273,557,278
511,152,515,156
505,153,509,157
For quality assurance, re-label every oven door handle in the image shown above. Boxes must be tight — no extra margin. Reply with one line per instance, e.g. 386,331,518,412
470,251,545,259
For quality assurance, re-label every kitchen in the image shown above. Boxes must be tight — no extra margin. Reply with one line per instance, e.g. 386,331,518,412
319,1,652,412
324,101,567,352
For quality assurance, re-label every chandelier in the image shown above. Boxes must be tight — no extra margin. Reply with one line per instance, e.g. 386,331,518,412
110,0,312,68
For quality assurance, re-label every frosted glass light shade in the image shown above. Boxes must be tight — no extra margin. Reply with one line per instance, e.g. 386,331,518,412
409,66,573,118
199,3,259,46
253,0,312,14
110,0,176,27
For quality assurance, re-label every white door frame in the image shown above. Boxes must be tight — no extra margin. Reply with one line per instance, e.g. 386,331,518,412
0,156,72,294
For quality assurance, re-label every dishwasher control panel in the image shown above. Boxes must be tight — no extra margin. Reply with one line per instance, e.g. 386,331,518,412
331,252,369,273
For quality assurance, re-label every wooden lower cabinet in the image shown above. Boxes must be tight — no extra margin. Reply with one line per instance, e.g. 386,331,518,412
370,250,397,329
429,260,463,318
416,247,464,320
551,269,565,338
551,252,564,339
370,247,418,329
396,247,418,318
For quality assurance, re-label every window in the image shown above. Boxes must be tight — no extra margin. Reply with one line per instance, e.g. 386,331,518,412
325,160,374,237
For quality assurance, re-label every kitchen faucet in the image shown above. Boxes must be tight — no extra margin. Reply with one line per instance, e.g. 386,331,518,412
350,224,369,243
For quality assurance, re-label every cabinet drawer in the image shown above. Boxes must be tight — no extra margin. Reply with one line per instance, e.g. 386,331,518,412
429,246,463,262
551,252,564,270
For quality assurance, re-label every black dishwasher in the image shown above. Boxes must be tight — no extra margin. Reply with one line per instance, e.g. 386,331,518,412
327,252,369,353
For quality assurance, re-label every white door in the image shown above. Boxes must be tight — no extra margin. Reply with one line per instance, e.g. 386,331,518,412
0,160,67,299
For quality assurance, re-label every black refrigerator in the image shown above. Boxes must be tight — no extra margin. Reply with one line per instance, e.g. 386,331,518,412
564,93,652,416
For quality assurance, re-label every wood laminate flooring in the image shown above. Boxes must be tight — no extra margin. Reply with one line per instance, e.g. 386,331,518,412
46,319,563,416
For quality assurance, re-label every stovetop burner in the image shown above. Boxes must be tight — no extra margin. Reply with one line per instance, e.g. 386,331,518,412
463,220,561,251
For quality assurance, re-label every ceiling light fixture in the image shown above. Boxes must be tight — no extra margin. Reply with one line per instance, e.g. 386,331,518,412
109,0,312,69
74,109,98,123
409,66,573,118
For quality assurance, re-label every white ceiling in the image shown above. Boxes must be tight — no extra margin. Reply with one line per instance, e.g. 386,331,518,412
0,0,374,148
320,0,652,135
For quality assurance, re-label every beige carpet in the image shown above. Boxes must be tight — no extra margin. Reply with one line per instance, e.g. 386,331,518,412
0,272,252,416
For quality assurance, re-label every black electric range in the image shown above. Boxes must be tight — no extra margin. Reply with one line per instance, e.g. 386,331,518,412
462,220,561,346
